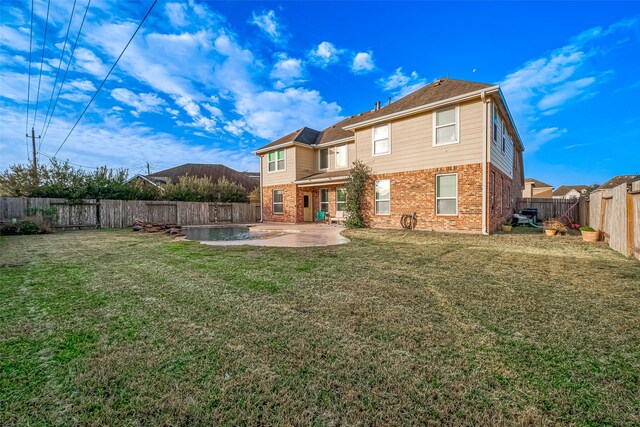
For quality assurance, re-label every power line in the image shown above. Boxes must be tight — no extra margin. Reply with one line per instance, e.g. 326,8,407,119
52,0,158,159
38,0,78,159
40,0,91,145
25,0,35,162
32,0,52,128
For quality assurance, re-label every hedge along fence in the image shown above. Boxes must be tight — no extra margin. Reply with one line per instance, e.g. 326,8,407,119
0,197,260,230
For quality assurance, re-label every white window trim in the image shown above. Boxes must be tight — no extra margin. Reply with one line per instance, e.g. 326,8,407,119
502,124,507,153
432,106,460,147
267,150,286,173
319,188,329,213
492,104,500,145
374,179,391,216
334,144,348,169
336,187,347,213
272,189,284,214
318,148,329,171
436,173,458,216
372,124,391,156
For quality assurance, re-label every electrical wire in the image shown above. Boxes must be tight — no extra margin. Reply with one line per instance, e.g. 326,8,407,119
51,0,158,159
32,0,52,128
40,0,91,145
38,0,78,159
25,0,35,162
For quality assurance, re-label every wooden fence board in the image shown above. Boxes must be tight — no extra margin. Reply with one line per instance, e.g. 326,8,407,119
516,198,581,222
0,197,256,229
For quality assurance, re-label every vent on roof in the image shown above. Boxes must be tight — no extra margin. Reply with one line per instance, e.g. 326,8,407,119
433,79,444,87
374,101,381,111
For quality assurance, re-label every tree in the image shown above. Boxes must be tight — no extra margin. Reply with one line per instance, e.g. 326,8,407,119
345,160,371,228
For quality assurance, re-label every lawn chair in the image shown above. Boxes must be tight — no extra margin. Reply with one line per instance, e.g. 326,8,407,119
329,211,347,225
315,211,327,223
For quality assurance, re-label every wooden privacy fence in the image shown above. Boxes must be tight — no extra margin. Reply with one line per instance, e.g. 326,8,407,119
516,197,585,223
589,181,640,260
0,197,260,230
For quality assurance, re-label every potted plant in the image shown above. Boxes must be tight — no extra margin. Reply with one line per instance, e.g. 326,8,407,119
502,221,512,232
579,226,600,243
543,219,566,236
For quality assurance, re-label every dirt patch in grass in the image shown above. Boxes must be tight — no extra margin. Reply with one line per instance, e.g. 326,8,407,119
1,229,639,425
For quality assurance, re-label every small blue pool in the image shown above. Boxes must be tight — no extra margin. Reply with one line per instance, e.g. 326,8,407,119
184,226,285,241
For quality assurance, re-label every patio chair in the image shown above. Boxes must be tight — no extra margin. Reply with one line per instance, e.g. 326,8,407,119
315,211,327,223
329,211,347,225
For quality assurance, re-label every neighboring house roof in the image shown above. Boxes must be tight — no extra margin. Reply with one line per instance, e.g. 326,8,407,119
594,174,640,191
524,178,553,188
552,185,590,197
135,163,260,191
255,78,500,153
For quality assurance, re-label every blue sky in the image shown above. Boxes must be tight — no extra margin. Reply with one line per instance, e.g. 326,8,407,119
1,1,638,185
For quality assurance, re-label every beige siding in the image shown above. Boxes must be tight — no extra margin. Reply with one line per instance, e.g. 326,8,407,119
261,146,296,186
324,143,355,173
488,100,514,178
295,146,315,179
354,100,484,174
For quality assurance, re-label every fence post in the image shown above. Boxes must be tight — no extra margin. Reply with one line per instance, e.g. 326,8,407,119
628,193,634,257
578,196,586,226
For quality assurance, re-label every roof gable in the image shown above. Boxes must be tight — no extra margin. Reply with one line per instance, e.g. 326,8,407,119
146,163,259,191
525,178,553,188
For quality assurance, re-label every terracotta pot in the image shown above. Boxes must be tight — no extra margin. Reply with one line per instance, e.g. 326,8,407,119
545,229,557,236
502,225,512,232
581,230,600,243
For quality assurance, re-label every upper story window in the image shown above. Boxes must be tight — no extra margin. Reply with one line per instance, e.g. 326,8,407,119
433,106,459,146
502,125,507,152
268,150,285,172
335,145,348,168
373,124,390,155
319,148,329,170
492,104,501,145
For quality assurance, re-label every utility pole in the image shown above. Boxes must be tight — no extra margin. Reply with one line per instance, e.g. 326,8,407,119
146,161,151,175
26,127,40,184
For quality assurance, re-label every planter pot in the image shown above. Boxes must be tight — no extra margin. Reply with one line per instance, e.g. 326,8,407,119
502,225,512,232
581,230,600,243
545,229,558,236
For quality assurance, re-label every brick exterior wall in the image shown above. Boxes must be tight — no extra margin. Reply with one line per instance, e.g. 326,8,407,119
487,158,523,232
261,184,297,223
361,163,484,232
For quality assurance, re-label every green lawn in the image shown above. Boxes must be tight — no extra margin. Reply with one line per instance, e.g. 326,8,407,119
1,229,639,425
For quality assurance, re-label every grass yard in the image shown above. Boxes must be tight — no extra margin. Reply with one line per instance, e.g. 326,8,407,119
1,229,639,425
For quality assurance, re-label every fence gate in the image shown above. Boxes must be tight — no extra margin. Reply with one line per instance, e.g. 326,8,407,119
50,200,98,229
209,203,233,223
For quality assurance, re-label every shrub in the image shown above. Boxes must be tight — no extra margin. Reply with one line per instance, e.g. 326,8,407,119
17,220,42,235
345,160,371,229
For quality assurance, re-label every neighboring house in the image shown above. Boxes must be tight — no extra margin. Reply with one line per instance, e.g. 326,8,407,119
128,163,260,193
592,174,640,196
552,185,591,200
254,78,525,233
522,178,553,199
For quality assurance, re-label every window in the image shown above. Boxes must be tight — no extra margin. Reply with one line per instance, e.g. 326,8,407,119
436,174,457,215
434,106,459,146
490,172,495,213
492,104,500,145
335,145,348,168
375,179,390,215
373,124,390,155
502,125,507,153
319,189,329,213
497,176,503,214
319,148,329,170
272,189,283,213
268,150,285,172
336,187,347,212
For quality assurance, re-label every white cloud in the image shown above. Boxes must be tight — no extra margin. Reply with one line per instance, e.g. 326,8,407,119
250,10,283,43
0,25,30,51
351,51,375,73
309,41,342,67
270,54,305,88
111,88,167,117
378,67,428,98
165,2,189,27
501,17,638,152
73,47,109,77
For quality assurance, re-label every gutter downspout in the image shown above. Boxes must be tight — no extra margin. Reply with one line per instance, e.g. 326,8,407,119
259,155,263,223
481,91,489,235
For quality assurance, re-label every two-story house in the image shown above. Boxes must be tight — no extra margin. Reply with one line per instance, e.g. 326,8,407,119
254,78,524,234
